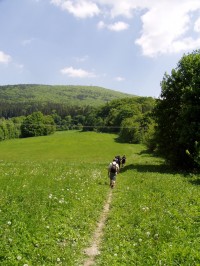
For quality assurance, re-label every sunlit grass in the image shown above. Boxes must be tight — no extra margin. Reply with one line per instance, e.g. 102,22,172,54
0,131,131,163
0,131,134,265
0,131,200,265
0,161,109,265
96,152,200,265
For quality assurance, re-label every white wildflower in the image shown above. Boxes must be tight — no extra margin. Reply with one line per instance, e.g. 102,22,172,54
146,231,151,237
141,206,149,212
154,233,159,239
59,199,64,204
7,221,12,225
17,255,22,260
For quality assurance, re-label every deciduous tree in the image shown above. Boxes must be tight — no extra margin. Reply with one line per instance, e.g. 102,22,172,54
154,50,200,169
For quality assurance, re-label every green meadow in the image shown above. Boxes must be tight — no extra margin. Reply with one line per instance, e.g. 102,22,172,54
0,131,200,265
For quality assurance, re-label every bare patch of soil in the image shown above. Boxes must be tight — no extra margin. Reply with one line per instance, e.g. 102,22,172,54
83,190,112,266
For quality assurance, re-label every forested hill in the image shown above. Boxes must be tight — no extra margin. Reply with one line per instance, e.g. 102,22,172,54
0,84,133,106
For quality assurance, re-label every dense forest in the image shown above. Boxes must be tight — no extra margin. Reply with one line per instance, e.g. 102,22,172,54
0,84,155,144
0,84,133,118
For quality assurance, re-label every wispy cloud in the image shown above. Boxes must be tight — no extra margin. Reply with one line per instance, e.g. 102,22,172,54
21,38,34,46
75,55,89,62
60,66,96,78
114,76,125,82
14,63,24,70
51,0,100,18
98,21,129,31
0,51,11,64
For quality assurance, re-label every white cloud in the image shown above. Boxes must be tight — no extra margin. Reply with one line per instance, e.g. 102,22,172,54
97,20,105,29
75,55,89,62
51,0,100,18
108,21,129,31
115,76,125,82
170,37,200,53
60,66,96,78
51,0,200,56
97,0,139,18
0,51,11,64
98,20,129,31
135,1,200,57
194,17,200,32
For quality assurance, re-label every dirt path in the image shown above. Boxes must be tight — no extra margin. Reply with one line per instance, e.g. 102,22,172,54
83,190,113,266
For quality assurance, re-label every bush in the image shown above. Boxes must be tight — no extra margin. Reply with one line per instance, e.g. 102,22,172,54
21,112,56,138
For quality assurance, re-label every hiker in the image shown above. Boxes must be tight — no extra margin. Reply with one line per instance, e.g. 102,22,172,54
121,155,126,167
115,155,121,169
108,158,119,188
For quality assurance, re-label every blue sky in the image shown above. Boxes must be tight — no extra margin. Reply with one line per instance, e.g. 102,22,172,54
1,0,200,97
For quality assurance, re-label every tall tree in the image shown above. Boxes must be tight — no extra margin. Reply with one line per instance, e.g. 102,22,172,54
154,50,200,169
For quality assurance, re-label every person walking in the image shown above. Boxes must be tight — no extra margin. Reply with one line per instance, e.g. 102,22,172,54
115,155,121,169
121,155,126,167
108,158,119,188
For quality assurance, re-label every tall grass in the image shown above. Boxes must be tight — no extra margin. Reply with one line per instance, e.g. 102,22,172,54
0,131,131,265
0,131,200,265
96,152,200,265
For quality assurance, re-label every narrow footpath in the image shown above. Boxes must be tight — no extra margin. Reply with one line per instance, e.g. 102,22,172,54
83,190,113,266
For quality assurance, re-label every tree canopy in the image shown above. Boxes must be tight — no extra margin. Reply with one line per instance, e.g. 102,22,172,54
21,112,56,138
154,50,200,169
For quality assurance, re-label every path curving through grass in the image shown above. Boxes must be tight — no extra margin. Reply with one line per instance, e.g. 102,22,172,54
83,190,113,266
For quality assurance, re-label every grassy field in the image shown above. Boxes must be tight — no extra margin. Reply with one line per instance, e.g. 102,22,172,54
0,131,200,265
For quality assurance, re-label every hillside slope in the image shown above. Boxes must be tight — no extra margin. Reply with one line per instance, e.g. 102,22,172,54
0,84,134,106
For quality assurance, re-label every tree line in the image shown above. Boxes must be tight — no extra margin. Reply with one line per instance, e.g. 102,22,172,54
0,112,56,140
0,96,155,143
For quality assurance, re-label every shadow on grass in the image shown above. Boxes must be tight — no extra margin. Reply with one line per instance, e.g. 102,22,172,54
137,148,165,159
120,163,200,186
189,179,200,185
120,163,175,174
118,148,175,174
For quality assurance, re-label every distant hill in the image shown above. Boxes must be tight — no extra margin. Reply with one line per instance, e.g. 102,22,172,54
0,84,134,106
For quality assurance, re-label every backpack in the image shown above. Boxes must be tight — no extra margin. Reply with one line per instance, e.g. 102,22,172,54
115,156,121,166
122,157,126,164
110,162,117,173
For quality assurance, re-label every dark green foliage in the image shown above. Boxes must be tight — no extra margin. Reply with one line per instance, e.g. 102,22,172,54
0,84,155,144
0,84,133,119
119,117,141,143
154,50,200,169
93,97,155,136
119,112,155,144
0,118,23,141
186,141,200,167
21,112,56,138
